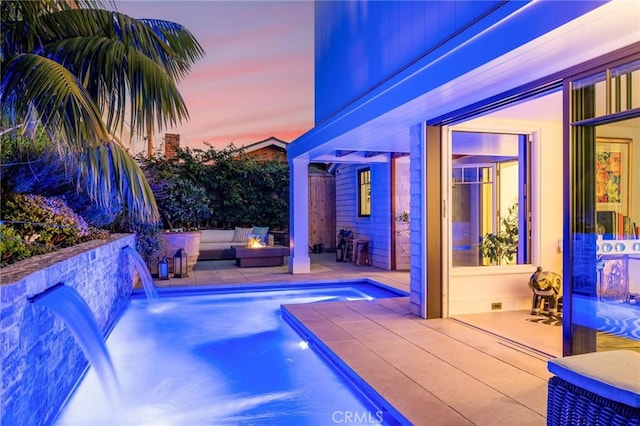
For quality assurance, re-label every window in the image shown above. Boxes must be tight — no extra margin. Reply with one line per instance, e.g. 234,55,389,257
358,168,371,217
450,131,531,267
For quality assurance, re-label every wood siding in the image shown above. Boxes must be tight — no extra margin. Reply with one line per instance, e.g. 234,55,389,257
335,162,392,269
314,1,505,122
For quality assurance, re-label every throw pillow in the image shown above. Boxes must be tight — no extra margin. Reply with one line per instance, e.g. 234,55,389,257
252,226,269,243
232,227,254,242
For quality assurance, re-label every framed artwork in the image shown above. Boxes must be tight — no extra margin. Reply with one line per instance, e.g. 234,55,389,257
596,137,632,216
599,258,628,300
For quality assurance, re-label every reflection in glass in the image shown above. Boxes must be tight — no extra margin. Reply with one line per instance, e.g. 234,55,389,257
570,62,639,354
451,131,530,267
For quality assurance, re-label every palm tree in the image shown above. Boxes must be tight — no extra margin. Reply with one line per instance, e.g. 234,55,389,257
1,0,204,222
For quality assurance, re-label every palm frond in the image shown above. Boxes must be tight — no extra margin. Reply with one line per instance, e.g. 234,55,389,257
1,0,197,224
1,54,109,146
28,7,203,137
40,35,189,136
1,1,105,57
138,18,205,75
34,8,203,80
82,142,159,223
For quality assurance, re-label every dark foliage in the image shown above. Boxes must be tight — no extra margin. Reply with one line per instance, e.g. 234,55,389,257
139,144,289,231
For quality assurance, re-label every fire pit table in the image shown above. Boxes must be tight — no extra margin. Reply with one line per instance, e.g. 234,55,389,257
231,246,290,267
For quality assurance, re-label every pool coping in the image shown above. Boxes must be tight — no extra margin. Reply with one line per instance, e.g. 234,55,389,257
281,303,412,425
131,277,409,298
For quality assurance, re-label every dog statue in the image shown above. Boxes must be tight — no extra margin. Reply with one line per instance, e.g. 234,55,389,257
528,266,563,315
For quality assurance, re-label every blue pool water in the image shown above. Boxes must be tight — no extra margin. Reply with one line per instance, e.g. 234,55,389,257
53,281,407,425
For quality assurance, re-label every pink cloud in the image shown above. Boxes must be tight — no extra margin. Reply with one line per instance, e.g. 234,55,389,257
113,1,314,151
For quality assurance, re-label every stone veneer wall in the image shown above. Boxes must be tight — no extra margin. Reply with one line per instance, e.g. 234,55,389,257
0,234,136,426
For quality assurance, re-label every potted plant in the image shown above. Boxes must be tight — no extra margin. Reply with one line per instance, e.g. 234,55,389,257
480,203,519,265
140,154,211,272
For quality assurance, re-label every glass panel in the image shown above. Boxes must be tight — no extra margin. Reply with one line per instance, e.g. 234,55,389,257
451,131,529,267
452,168,462,184
479,166,493,183
611,59,640,113
569,67,640,354
573,60,640,122
573,71,606,120
451,176,493,267
463,167,477,183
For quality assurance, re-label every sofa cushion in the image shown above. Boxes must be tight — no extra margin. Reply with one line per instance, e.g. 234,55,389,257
232,227,254,242
252,226,269,243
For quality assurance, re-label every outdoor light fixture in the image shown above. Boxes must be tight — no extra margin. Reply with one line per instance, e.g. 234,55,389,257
336,244,344,262
173,248,188,278
158,257,170,280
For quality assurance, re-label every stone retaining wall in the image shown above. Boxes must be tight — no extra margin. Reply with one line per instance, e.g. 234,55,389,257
0,234,136,426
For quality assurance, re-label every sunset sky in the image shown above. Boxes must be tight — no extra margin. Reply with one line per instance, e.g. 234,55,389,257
112,1,315,152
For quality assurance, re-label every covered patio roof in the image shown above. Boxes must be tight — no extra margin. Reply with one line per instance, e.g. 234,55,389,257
287,1,640,164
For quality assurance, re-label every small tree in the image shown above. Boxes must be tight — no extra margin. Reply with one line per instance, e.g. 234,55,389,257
139,154,211,231
480,203,519,265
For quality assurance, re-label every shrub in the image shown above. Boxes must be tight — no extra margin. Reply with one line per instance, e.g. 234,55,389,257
1,193,90,249
152,144,290,230
139,153,211,231
0,225,32,266
1,128,143,228
108,212,164,264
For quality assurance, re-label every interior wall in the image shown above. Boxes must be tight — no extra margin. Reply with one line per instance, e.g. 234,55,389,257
448,113,564,314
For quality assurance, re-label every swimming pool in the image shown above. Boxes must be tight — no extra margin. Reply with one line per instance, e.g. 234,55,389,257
52,280,408,425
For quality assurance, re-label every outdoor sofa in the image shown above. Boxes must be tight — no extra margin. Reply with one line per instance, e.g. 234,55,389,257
198,227,272,260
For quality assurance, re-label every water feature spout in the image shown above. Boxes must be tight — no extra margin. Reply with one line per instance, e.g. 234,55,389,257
29,283,122,416
123,246,159,300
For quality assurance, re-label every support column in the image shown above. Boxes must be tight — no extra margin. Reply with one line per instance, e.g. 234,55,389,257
409,123,443,319
409,123,427,318
288,158,311,273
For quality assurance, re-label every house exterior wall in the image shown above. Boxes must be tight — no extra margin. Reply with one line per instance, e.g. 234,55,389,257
165,133,180,159
409,125,426,317
314,0,505,123
313,1,604,125
291,1,639,330
335,162,391,269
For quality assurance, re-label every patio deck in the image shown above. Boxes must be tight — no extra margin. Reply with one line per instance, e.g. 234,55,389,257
154,253,555,425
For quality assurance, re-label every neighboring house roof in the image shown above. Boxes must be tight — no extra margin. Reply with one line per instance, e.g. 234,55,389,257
242,136,288,154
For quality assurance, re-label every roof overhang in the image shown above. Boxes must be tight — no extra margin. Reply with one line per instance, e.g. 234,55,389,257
287,0,640,164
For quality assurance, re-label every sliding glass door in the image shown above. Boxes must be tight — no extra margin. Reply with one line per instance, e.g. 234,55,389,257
567,58,640,355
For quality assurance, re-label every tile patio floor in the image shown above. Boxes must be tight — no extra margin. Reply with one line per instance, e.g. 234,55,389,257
154,253,556,425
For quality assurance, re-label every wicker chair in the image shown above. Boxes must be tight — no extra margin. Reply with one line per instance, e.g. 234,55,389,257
547,350,640,426
547,376,640,425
